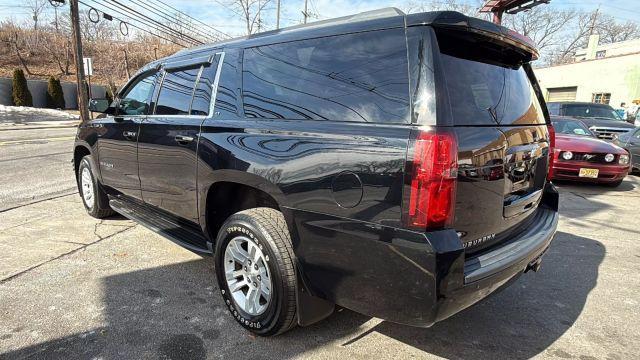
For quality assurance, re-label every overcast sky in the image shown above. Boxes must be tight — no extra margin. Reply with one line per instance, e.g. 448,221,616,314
0,0,638,38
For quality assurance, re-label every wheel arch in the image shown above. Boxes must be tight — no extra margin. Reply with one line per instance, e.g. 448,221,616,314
200,171,335,327
199,170,291,243
73,144,92,174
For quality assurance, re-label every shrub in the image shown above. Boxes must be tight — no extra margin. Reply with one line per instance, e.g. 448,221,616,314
12,69,32,107
46,76,65,109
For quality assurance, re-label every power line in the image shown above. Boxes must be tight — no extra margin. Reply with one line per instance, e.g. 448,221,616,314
556,2,640,24
127,0,218,42
84,0,201,46
149,0,231,38
105,0,205,45
129,0,229,40
211,0,244,18
78,0,195,47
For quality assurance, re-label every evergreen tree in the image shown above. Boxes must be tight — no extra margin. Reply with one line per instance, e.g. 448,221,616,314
46,76,65,109
12,69,33,107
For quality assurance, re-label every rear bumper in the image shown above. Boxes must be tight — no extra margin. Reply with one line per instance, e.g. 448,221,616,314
432,206,558,324
553,160,629,183
292,185,560,328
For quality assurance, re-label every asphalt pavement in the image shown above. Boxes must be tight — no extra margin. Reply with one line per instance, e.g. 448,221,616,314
0,120,639,359
0,126,77,212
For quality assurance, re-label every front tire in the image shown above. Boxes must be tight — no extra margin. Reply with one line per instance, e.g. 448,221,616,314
214,208,297,336
77,155,114,218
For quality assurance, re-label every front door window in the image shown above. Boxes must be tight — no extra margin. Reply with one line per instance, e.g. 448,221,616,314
118,73,157,116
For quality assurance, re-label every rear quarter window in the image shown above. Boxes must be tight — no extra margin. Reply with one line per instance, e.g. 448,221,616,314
438,46,545,126
242,29,410,123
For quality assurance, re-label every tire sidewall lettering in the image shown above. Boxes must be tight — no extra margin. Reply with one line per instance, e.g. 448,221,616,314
79,159,95,212
219,223,274,331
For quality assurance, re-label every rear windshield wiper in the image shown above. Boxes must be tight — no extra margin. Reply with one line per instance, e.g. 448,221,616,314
487,107,499,123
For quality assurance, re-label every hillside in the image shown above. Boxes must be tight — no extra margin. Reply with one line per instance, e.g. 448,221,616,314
0,19,182,94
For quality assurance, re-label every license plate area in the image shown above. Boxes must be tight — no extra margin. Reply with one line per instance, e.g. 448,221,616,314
579,168,599,178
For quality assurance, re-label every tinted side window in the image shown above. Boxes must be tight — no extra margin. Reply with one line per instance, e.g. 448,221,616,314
213,50,240,119
118,72,157,116
155,66,200,115
242,29,410,123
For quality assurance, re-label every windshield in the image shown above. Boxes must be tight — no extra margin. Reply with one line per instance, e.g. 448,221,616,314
562,104,623,121
552,120,593,136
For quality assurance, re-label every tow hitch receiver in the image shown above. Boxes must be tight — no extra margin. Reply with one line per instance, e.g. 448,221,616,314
526,259,542,273
525,247,548,273
524,247,549,273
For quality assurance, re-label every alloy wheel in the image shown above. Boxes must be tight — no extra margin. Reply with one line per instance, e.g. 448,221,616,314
223,236,272,316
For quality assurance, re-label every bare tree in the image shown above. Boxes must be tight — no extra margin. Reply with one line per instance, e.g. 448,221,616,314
43,32,72,75
596,14,640,44
503,7,576,55
25,0,48,50
0,20,36,75
224,0,272,35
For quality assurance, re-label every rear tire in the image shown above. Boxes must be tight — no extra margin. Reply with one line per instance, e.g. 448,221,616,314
214,208,297,336
77,155,114,218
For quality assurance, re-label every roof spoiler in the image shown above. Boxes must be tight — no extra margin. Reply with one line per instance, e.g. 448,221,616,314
406,11,539,61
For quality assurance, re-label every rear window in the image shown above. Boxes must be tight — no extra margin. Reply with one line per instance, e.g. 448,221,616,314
242,29,410,123
437,33,545,126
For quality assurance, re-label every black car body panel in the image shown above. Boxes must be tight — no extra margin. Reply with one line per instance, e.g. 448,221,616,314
75,9,558,328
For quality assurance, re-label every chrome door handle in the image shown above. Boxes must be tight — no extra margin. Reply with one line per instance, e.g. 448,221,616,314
123,131,137,140
174,135,194,144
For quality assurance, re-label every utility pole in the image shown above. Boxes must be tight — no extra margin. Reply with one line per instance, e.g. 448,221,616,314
276,0,281,29
589,5,600,36
70,0,90,122
257,0,261,32
302,0,309,24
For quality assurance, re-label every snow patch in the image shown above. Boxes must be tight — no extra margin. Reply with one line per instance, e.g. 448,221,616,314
0,105,79,120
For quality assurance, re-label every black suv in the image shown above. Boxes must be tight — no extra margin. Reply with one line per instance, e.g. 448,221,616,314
547,101,635,139
76,9,559,336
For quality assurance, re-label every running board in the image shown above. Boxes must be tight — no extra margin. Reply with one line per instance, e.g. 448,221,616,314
109,196,212,256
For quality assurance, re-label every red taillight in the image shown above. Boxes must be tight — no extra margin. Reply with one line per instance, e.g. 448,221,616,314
546,124,556,181
407,130,458,230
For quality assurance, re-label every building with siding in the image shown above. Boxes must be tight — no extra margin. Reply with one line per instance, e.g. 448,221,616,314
534,35,640,107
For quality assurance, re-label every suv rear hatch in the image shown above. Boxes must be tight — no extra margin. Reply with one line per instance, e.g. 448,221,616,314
429,21,551,255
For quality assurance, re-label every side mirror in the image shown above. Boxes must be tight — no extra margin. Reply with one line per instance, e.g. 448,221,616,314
88,98,113,114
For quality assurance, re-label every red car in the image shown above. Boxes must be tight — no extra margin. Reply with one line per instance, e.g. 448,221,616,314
551,117,631,186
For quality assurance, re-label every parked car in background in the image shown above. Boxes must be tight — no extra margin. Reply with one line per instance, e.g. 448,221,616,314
551,117,631,186
547,102,635,140
613,127,640,173
75,9,559,336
